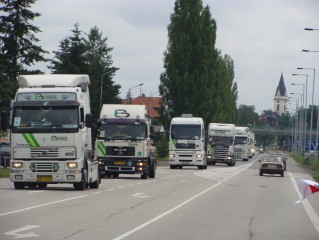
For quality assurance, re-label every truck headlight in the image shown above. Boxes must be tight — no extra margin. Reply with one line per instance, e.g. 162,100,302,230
196,154,202,158
67,162,78,169
12,162,23,168
169,154,175,158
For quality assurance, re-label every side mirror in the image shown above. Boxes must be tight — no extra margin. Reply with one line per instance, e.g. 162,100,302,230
1,111,7,131
85,113,92,128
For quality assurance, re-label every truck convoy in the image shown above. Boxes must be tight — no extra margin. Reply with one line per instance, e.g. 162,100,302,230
206,123,236,166
234,126,250,161
169,114,207,169
95,104,156,179
4,74,99,190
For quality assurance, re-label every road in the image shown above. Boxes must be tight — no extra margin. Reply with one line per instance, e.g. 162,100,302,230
0,153,319,240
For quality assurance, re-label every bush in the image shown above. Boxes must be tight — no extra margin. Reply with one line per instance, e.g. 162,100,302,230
156,135,168,158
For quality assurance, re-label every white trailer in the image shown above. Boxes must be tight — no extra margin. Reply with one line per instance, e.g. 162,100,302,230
95,104,156,179
5,74,99,190
207,123,236,166
169,114,207,169
234,126,250,161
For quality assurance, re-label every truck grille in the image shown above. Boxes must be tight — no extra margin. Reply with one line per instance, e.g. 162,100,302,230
14,147,76,159
176,143,195,149
212,146,229,160
105,146,135,156
30,162,61,173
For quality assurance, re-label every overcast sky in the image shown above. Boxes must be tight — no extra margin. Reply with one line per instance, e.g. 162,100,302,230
30,0,319,114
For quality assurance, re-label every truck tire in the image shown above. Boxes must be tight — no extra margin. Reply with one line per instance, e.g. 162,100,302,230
89,171,100,189
14,182,25,189
141,171,148,179
74,170,87,190
149,166,156,178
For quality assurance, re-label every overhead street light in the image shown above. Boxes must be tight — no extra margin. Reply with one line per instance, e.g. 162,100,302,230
127,83,144,104
302,49,319,53
100,67,120,107
305,28,319,31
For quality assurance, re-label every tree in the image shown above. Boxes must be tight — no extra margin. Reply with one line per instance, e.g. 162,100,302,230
0,0,47,109
51,23,88,74
236,105,259,126
159,0,237,127
84,26,121,121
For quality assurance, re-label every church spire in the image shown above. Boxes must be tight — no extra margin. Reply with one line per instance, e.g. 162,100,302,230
273,73,288,115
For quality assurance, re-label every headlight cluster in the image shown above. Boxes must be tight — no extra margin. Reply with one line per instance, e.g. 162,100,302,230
169,154,175,158
196,154,203,158
137,162,147,167
67,162,78,169
12,162,23,168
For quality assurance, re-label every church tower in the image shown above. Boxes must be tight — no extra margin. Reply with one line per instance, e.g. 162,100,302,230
273,73,288,115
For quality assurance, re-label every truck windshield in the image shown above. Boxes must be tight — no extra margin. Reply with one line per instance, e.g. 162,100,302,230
12,106,79,133
209,136,233,146
235,136,247,144
98,124,147,140
171,124,201,140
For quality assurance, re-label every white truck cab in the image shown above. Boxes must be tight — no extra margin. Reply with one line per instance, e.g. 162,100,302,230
95,104,156,179
169,114,207,169
5,74,99,190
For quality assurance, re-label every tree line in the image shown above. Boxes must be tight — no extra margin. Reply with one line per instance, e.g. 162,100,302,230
2,0,281,130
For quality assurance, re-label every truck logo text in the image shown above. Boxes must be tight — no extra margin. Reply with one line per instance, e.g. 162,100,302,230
114,109,130,118
51,136,68,141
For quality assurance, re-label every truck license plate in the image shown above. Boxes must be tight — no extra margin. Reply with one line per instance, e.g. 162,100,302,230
36,175,53,182
114,161,126,165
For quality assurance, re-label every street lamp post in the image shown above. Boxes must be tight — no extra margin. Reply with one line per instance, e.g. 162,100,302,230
127,83,144,104
297,68,316,155
290,93,303,154
289,98,299,153
291,82,307,154
100,67,120,107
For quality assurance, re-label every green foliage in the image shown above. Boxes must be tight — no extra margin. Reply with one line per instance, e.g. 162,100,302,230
156,135,169,158
51,24,121,122
159,0,237,127
0,0,47,110
0,168,9,178
236,105,259,126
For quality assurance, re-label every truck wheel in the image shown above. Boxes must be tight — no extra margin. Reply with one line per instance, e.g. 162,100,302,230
89,171,100,189
37,183,47,188
141,171,148,179
74,171,87,190
14,182,25,189
149,167,156,178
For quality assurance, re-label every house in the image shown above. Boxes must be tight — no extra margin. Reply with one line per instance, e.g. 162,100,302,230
122,94,162,118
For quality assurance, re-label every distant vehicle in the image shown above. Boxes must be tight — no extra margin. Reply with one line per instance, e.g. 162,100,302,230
269,152,287,171
259,147,264,154
0,143,10,169
169,114,207,169
259,154,284,177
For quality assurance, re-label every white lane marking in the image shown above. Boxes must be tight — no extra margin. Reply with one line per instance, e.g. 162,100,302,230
105,188,114,192
289,172,319,235
92,191,102,195
113,181,223,240
132,193,149,198
4,225,40,238
0,195,88,217
112,157,263,240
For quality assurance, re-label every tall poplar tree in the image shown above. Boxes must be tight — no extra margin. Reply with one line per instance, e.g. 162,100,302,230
0,0,47,109
159,0,237,127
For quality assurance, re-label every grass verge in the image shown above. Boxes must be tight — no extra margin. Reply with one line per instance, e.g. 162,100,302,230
0,168,10,178
289,152,319,182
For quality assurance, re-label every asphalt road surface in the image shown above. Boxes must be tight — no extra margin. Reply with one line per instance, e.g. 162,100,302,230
0,153,319,240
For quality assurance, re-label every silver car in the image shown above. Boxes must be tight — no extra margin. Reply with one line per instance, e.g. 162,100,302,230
259,154,284,177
